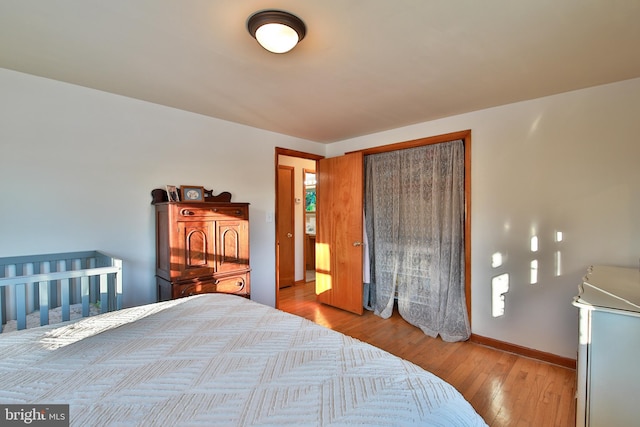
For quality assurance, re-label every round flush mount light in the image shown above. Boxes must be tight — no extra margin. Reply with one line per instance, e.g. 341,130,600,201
247,10,306,54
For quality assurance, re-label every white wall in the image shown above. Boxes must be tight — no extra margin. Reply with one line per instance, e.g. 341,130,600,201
327,77,640,359
0,68,325,308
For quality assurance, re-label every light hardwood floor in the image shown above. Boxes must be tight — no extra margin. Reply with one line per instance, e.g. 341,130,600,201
279,281,576,427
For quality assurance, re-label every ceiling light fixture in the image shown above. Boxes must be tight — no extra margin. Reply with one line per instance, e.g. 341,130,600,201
247,10,306,54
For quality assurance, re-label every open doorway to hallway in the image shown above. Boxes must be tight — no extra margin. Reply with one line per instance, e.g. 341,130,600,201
274,148,323,308
303,168,316,283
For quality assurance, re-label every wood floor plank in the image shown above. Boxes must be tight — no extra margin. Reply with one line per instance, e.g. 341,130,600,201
279,281,577,426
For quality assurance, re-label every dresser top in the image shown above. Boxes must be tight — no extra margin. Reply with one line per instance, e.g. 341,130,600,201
574,265,640,314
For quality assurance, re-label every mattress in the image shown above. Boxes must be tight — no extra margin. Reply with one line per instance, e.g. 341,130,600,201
0,294,487,426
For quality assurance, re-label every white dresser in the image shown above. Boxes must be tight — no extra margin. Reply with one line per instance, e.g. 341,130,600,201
572,265,640,427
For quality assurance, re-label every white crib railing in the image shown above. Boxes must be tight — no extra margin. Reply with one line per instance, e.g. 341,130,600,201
0,250,122,333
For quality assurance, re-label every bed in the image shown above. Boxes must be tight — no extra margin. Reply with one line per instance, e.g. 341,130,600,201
0,294,487,426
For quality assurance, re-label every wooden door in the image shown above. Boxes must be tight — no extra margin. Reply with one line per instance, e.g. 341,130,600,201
316,152,364,314
277,165,295,288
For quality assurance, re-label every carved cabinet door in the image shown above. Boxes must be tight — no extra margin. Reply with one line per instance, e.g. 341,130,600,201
216,220,249,274
176,220,216,279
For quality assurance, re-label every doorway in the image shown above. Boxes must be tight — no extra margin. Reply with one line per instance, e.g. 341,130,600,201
358,130,472,322
303,169,316,282
274,148,324,308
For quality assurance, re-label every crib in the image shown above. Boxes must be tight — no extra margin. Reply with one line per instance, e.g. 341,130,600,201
0,250,122,333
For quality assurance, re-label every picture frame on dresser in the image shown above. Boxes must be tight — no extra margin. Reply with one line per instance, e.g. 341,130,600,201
166,185,179,202
180,185,204,202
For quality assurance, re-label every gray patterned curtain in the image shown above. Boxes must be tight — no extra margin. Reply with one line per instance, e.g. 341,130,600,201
364,139,470,342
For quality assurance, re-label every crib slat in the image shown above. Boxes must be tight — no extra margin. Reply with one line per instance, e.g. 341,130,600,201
39,280,49,327
59,260,70,322
39,262,50,326
16,283,26,330
24,263,35,315
72,258,81,304
89,258,97,304
1,264,17,329
115,258,123,311
81,276,89,318
99,274,108,314
60,277,70,321
0,289,4,332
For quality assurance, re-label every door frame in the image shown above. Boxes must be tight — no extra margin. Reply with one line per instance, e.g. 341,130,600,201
302,168,316,280
274,147,324,308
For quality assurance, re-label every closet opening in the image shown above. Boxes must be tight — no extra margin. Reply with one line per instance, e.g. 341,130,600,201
355,129,472,328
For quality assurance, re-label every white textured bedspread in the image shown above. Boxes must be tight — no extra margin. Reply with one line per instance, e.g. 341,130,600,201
0,294,487,426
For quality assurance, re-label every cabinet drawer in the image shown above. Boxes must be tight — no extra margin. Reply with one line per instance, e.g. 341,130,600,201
174,279,217,298
215,273,250,295
176,206,248,220
172,273,250,299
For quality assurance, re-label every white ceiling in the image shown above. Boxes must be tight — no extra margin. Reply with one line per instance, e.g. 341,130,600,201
1,1,639,143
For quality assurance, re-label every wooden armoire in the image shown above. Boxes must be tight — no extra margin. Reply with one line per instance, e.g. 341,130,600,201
153,200,250,301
